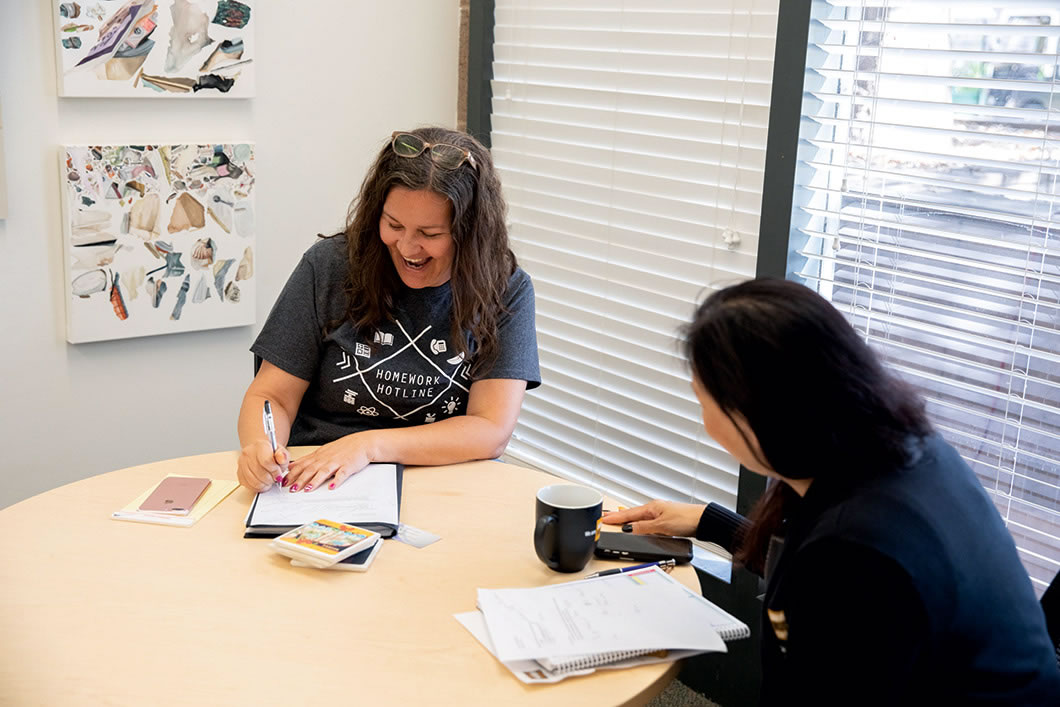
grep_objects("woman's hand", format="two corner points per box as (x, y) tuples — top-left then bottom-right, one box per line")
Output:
(601, 500), (706, 538)
(237, 439), (290, 492)
(283, 432), (376, 492)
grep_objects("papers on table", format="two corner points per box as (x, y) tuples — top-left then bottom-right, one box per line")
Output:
(111, 477), (239, 527)
(247, 463), (399, 527)
(476, 567), (729, 662)
(454, 610), (705, 684)
(456, 566), (748, 684)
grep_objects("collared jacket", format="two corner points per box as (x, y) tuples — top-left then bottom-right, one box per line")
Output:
(696, 434), (1060, 705)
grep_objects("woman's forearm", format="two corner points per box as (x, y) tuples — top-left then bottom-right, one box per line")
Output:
(362, 412), (513, 466)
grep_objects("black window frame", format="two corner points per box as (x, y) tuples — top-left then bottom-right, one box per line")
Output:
(464, 1), (814, 702)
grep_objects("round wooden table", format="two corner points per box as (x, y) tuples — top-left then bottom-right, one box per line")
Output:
(0, 451), (700, 706)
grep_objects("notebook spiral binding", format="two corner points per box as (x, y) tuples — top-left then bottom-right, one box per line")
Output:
(542, 648), (659, 673)
(716, 624), (749, 641)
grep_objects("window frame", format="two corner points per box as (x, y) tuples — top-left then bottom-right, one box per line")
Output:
(464, 1), (806, 702)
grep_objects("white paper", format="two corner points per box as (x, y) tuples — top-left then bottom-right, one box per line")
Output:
(111, 511), (195, 527)
(248, 463), (398, 526)
(455, 611), (590, 684)
(395, 522), (441, 548)
(476, 567), (727, 663)
(454, 610), (703, 685)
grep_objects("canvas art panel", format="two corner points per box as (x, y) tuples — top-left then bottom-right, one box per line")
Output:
(53, 0), (255, 98)
(60, 143), (255, 343)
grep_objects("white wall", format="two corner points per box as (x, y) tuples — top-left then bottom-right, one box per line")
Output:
(0, 1), (459, 507)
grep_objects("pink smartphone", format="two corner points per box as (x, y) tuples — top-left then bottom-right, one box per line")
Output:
(138, 477), (211, 515)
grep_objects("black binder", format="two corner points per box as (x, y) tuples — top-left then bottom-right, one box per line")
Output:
(243, 463), (403, 539)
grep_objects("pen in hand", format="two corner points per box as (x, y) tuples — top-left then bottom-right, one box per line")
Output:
(262, 400), (286, 484)
(584, 559), (676, 579)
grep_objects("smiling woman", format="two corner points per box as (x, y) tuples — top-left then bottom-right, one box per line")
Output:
(380, 186), (455, 289)
(234, 127), (541, 495)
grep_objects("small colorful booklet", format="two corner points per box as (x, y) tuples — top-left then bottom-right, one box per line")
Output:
(270, 519), (380, 569)
(290, 537), (383, 572)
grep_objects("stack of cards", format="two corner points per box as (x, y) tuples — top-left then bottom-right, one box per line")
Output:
(270, 519), (380, 570)
(290, 538), (383, 572)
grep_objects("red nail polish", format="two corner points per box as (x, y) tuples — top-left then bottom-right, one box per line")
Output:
(290, 484), (299, 492)
(303, 484), (313, 492)
(281, 477), (289, 487)
(275, 475), (283, 483)
(328, 483), (335, 490)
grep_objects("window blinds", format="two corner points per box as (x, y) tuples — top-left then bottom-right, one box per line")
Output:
(793, 0), (1060, 592)
(490, 0), (779, 508)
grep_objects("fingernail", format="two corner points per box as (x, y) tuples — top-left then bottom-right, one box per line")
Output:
(328, 483), (335, 490)
(275, 475), (283, 483)
(289, 484), (299, 492)
(303, 484), (313, 492)
(281, 477), (289, 487)
(622, 524), (633, 533)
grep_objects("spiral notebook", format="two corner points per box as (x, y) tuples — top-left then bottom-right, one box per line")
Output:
(461, 566), (748, 684)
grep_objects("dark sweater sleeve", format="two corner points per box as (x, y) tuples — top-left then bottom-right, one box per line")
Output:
(781, 538), (930, 705)
(694, 503), (749, 553)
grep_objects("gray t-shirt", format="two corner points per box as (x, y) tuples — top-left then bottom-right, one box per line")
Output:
(251, 235), (540, 445)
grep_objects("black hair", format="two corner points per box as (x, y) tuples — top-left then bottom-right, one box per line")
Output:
(684, 278), (932, 571)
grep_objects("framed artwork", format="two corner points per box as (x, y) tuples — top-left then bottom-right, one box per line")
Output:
(60, 142), (255, 343)
(53, 0), (255, 98)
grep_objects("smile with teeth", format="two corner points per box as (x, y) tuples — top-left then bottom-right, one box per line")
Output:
(402, 255), (430, 270)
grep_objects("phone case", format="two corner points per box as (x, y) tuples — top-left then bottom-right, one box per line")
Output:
(594, 532), (694, 564)
(138, 476), (212, 515)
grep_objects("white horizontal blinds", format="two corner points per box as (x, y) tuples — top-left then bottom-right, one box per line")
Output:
(491, 0), (778, 508)
(794, 0), (1060, 593)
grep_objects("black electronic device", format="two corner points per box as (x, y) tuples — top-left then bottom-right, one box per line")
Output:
(594, 532), (694, 564)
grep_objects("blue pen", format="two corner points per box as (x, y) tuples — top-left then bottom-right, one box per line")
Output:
(584, 559), (676, 579)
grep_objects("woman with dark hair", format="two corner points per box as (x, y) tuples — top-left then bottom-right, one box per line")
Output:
(603, 278), (1060, 704)
(236, 127), (539, 493)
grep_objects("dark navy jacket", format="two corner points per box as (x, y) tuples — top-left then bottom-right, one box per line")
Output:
(698, 434), (1060, 705)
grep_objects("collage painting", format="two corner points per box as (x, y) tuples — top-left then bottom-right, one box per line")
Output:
(53, 0), (255, 98)
(60, 142), (255, 343)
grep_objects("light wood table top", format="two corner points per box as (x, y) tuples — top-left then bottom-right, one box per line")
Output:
(0, 450), (700, 706)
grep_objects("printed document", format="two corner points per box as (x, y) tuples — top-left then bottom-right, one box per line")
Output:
(248, 463), (398, 526)
(476, 567), (726, 662)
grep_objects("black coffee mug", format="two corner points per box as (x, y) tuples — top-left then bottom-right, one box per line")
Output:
(534, 484), (603, 573)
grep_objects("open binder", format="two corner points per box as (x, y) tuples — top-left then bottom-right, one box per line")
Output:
(244, 463), (403, 538)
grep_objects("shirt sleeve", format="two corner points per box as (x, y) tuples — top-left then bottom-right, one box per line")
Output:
(695, 503), (749, 552)
(250, 254), (323, 382)
(476, 269), (541, 389)
(781, 538), (930, 705)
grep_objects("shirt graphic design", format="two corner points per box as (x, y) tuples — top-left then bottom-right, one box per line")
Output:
(329, 319), (472, 425)
(250, 235), (540, 445)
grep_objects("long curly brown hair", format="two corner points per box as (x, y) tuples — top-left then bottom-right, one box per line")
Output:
(337, 127), (516, 376)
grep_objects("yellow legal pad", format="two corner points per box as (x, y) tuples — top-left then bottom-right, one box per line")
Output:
(112, 476), (239, 527)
